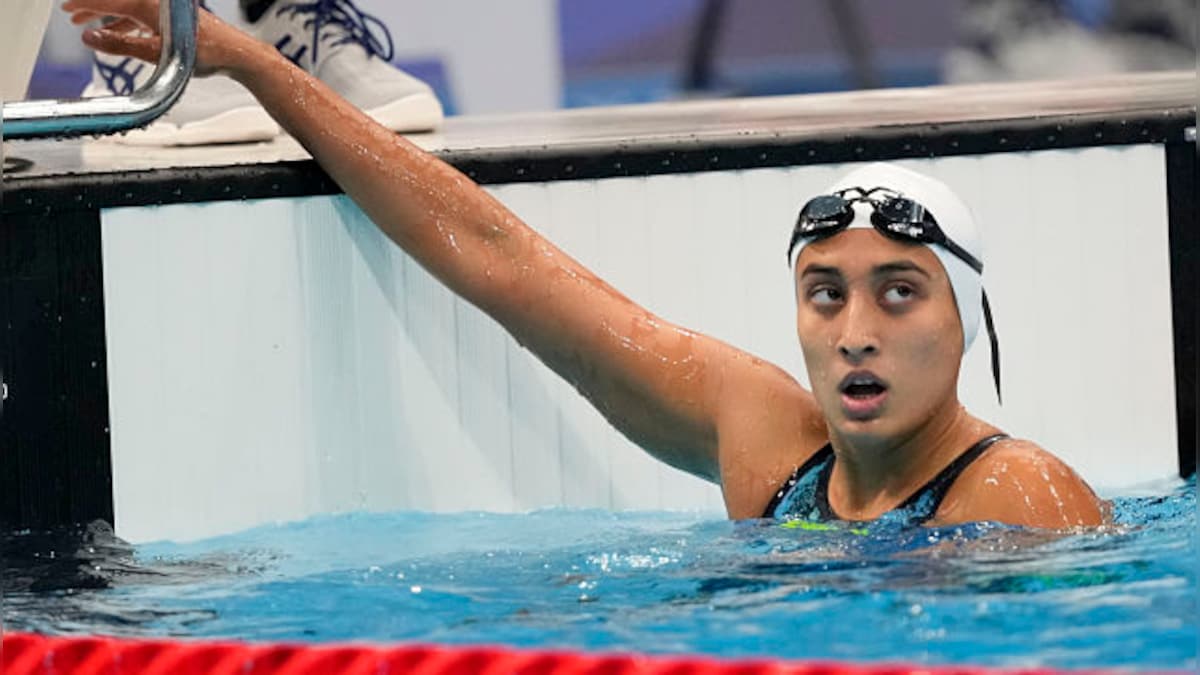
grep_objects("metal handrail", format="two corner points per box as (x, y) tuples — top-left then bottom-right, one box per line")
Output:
(1, 0), (196, 140)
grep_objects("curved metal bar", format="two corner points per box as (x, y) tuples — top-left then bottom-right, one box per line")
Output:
(1, 0), (196, 140)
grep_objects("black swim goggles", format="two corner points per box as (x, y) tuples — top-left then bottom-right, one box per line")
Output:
(787, 186), (1003, 402)
(788, 187), (983, 274)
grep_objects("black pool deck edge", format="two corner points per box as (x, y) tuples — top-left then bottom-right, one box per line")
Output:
(1166, 141), (1197, 480)
(1, 107), (1196, 531)
(2, 107), (1195, 215)
(0, 209), (114, 531)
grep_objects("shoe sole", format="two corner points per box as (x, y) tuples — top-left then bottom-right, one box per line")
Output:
(364, 92), (444, 133)
(94, 105), (280, 147)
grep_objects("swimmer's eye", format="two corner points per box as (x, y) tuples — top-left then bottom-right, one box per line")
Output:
(881, 283), (918, 305)
(808, 286), (843, 306)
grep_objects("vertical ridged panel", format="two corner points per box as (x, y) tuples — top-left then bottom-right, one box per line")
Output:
(587, 176), (663, 510)
(546, 181), (617, 509)
(493, 184), (566, 511)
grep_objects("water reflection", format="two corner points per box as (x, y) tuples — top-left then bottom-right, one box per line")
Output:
(2, 479), (1193, 669)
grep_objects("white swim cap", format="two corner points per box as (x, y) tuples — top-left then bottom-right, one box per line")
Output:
(789, 163), (985, 353)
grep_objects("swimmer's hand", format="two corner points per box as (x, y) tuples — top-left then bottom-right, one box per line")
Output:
(62, 0), (257, 78)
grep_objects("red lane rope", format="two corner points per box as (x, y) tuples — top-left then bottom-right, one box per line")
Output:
(1, 632), (1082, 675)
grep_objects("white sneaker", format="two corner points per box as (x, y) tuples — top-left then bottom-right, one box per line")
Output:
(249, 0), (444, 133)
(82, 49), (279, 146)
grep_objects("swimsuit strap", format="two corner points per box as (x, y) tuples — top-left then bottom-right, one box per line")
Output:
(760, 444), (834, 519)
(814, 448), (838, 521)
(817, 433), (1009, 524)
(764, 434), (1008, 523)
(895, 433), (1009, 521)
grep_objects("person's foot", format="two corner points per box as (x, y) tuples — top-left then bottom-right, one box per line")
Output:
(82, 52), (281, 146)
(248, 0), (444, 133)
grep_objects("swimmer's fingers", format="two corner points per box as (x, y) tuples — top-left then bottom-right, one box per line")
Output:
(62, 0), (159, 27)
(100, 17), (141, 33)
(67, 11), (150, 43)
(64, 0), (159, 43)
(82, 27), (162, 64)
(67, 11), (114, 26)
(68, 0), (261, 77)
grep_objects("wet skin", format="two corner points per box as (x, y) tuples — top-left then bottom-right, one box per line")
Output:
(795, 231), (982, 519)
(64, 0), (1109, 529)
(790, 233), (1106, 526)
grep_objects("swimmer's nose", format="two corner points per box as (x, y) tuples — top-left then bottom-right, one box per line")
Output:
(838, 341), (878, 362)
(837, 297), (879, 362)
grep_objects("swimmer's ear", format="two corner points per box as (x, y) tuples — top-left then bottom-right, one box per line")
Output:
(82, 27), (161, 64)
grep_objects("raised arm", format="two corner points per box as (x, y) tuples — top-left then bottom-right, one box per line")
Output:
(66, 0), (826, 496)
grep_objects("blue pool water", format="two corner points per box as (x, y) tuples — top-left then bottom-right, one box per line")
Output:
(5, 478), (1195, 670)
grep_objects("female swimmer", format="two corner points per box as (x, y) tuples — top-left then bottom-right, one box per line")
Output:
(63, 0), (1108, 528)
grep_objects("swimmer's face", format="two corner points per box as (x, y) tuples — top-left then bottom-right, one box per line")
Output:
(794, 229), (963, 442)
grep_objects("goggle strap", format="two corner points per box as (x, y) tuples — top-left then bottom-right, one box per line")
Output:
(982, 289), (1001, 405)
(937, 235), (984, 275)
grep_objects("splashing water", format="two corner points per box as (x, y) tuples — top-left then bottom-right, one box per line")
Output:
(4, 478), (1194, 670)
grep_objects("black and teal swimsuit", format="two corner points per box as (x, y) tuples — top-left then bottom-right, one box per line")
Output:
(762, 434), (1009, 524)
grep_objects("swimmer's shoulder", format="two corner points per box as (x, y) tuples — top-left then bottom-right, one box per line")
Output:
(710, 353), (828, 519)
(934, 438), (1111, 529)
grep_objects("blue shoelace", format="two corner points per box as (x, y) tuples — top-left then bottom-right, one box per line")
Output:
(272, 0), (395, 67)
(95, 57), (145, 96)
(93, 0), (211, 96)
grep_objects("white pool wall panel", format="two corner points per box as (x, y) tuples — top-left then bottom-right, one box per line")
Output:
(0, 0), (53, 102)
(102, 146), (1178, 543)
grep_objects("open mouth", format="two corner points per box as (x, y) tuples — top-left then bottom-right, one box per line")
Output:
(839, 372), (888, 397)
(838, 371), (889, 418)
(843, 381), (886, 399)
